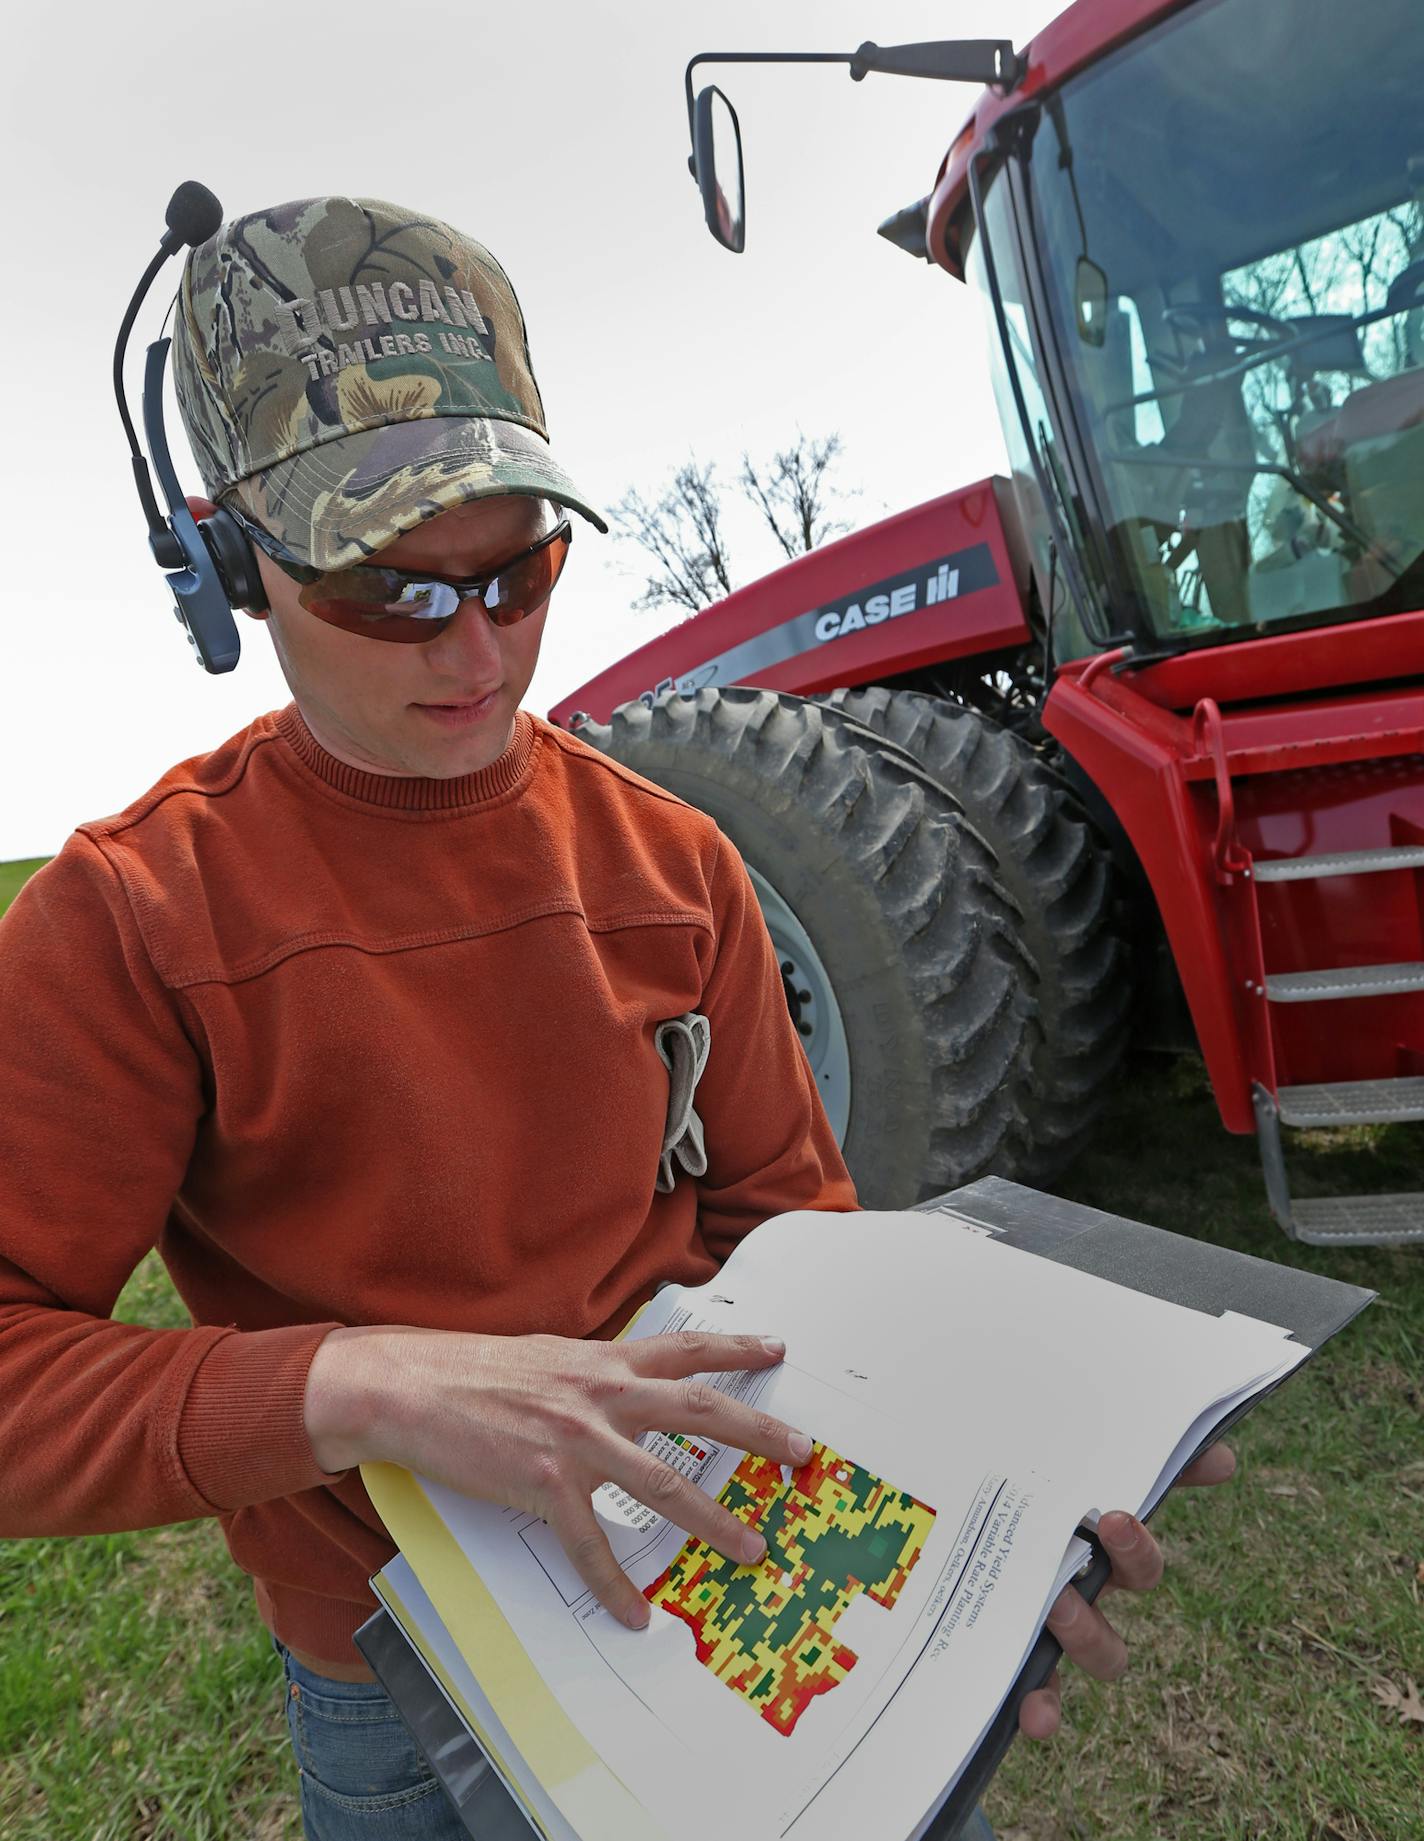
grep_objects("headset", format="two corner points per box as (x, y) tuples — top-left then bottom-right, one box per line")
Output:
(113, 181), (267, 675)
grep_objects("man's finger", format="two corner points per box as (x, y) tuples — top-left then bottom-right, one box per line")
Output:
(620, 1446), (769, 1569)
(1177, 1440), (1236, 1487)
(1044, 1585), (1129, 1681)
(625, 1330), (787, 1380)
(552, 1505), (652, 1629)
(637, 1374), (813, 1469)
(1019, 1668), (1061, 1739)
(1096, 1511), (1165, 1593)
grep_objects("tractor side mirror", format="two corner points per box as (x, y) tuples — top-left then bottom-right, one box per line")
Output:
(1074, 256), (1109, 348)
(691, 85), (746, 252)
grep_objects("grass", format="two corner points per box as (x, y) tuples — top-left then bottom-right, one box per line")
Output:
(989, 1055), (1424, 1841)
(0, 858), (50, 913)
(2, 857), (1420, 1839)
(0, 1252), (299, 1840)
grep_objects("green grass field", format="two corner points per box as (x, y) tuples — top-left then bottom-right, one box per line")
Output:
(0, 858), (50, 913)
(1, 857), (1419, 1840)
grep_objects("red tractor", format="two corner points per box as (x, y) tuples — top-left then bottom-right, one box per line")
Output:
(549, 0), (1424, 1246)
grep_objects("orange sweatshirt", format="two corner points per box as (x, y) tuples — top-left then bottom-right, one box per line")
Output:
(0, 703), (856, 1668)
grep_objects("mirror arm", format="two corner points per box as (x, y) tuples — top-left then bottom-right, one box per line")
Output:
(684, 41), (1023, 160)
(684, 51), (850, 161)
(849, 40), (1025, 89)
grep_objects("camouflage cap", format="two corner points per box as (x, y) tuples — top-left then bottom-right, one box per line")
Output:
(171, 194), (608, 571)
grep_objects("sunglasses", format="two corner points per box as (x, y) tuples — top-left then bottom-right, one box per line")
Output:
(231, 506), (572, 644)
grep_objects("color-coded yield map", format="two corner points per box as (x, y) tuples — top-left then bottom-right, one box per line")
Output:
(644, 1440), (936, 1737)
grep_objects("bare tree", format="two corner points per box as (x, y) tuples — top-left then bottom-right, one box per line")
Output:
(609, 460), (736, 614)
(613, 433), (856, 614)
(740, 431), (856, 560)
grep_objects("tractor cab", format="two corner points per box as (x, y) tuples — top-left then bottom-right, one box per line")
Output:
(932, 0), (1424, 669)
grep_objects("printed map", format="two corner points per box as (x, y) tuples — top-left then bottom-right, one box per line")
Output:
(643, 1440), (936, 1736)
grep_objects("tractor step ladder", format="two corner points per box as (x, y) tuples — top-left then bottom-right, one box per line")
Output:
(1251, 843), (1424, 882)
(1254, 1082), (1424, 1246)
(1265, 962), (1424, 1001)
(1249, 843), (1424, 1247)
(1277, 1077), (1424, 1126)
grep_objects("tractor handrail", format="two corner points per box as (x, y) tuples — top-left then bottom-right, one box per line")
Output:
(1077, 645), (1129, 692)
(1190, 697), (1250, 882)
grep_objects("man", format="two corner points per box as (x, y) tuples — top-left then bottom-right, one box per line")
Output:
(0, 195), (1230, 1839)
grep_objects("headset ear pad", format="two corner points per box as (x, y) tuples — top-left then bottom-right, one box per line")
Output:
(200, 506), (269, 613)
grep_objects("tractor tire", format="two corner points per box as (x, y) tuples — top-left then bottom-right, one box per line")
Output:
(576, 686), (1041, 1208)
(825, 685), (1132, 1182)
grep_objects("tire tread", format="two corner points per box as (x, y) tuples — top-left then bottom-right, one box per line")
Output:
(585, 689), (1042, 1203)
(828, 686), (1132, 1181)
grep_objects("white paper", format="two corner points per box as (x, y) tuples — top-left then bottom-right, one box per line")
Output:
(397, 1208), (1304, 1840)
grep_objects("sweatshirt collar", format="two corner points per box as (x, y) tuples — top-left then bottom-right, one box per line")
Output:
(275, 703), (538, 811)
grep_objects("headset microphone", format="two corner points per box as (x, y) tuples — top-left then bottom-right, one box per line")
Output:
(162, 181), (225, 251)
(113, 181), (266, 674)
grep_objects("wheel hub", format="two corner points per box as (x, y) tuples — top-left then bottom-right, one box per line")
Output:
(745, 863), (852, 1144)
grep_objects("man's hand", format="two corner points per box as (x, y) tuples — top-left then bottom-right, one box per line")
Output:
(304, 1324), (808, 1628)
(1018, 1440), (1237, 1739)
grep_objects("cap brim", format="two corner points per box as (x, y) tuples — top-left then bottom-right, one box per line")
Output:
(225, 413), (609, 571)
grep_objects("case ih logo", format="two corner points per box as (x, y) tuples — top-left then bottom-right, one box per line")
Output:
(639, 542), (998, 707)
(811, 552), (972, 641)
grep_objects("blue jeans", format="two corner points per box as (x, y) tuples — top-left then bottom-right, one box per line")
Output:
(275, 1639), (997, 1840)
(276, 1640), (467, 1839)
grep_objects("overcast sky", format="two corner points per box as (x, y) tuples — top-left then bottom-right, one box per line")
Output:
(0, 0), (1053, 861)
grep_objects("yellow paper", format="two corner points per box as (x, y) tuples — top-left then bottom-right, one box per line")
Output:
(374, 1566), (551, 1838)
(362, 1460), (667, 1841)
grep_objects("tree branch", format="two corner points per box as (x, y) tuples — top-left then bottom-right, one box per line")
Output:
(608, 459), (734, 613)
(740, 430), (855, 559)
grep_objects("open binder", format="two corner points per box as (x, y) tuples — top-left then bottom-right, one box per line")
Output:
(353, 1175), (1373, 1840)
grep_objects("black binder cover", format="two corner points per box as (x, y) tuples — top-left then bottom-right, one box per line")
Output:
(356, 1176), (1375, 1841)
